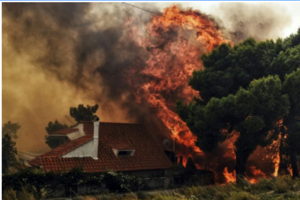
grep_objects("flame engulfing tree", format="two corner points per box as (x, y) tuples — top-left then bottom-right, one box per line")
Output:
(283, 69), (300, 178)
(177, 29), (300, 182)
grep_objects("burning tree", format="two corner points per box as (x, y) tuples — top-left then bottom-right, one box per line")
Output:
(177, 31), (300, 182)
(283, 69), (300, 178)
(177, 75), (289, 181)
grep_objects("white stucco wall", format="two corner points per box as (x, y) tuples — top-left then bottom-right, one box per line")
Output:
(66, 123), (86, 141)
(62, 140), (94, 158)
(67, 130), (83, 141)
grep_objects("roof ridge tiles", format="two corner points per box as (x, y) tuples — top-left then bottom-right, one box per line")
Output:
(79, 121), (146, 126)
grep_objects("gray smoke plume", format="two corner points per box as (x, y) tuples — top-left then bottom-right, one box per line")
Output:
(3, 3), (165, 152)
(214, 2), (291, 43)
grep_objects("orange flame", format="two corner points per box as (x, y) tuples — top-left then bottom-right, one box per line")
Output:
(223, 167), (236, 183)
(272, 134), (281, 177)
(126, 6), (228, 160)
(125, 5), (283, 184)
(247, 166), (266, 183)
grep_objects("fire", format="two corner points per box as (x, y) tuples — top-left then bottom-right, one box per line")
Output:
(125, 5), (281, 183)
(150, 6), (228, 52)
(126, 6), (228, 160)
(247, 166), (266, 183)
(272, 134), (281, 177)
(223, 166), (266, 184)
(223, 167), (236, 183)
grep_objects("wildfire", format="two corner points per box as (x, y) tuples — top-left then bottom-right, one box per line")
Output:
(223, 167), (236, 183)
(126, 5), (228, 161)
(125, 5), (281, 183)
(247, 166), (266, 183)
(272, 134), (281, 177)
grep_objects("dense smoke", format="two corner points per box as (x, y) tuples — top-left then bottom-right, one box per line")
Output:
(214, 2), (291, 42)
(3, 3), (166, 152)
(2, 2), (292, 179)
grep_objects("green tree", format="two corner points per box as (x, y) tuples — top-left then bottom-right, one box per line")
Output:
(45, 120), (68, 134)
(177, 29), (300, 182)
(2, 121), (20, 174)
(178, 76), (289, 181)
(69, 104), (99, 122)
(283, 69), (300, 178)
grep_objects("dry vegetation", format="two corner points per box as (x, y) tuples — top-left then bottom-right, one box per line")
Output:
(3, 176), (300, 200)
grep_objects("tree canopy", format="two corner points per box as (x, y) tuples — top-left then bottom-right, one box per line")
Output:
(2, 121), (20, 174)
(45, 120), (68, 134)
(177, 29), (300, 181)
(282, 68), (300, 177)
(69, 104), (99, 122)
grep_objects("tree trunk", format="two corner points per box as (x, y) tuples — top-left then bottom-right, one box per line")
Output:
(290, 148), (299, 178)
(235, 147), (252, 184)
(235, 154), (247, 184)
(279, 136), (289, 175)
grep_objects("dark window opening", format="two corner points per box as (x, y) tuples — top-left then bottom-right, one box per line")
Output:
(117, 150), (134, 156)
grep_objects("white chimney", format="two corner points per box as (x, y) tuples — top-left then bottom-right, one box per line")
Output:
(93, 120), (100, 160)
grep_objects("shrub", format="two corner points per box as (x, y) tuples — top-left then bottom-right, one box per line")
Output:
(181, 185), (205, 197)
(229, 191), (256, 200)
(2, 188), (18, 200)
(251, 178), (274, 192)
(273, 176), (293, 193)
(274, 180), (290, 193)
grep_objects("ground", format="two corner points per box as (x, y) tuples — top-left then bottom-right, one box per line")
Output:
(75, 176), (300, 200)
(3, 176), (300, 200)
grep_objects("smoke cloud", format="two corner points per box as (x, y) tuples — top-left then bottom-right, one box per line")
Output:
(214, 2), (291, 42)
(2, 3), (159, 152)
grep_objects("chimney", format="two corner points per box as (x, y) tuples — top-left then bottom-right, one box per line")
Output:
(93, 119), (100, 160)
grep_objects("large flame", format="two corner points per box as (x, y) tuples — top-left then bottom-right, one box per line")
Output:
(126, 5), (228, 163)
(125, 5), (281, 182)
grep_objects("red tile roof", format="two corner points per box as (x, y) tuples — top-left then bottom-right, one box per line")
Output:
(49, 128), (78, 135)
(30, 122), (172, 172)
(29, 136), (92, 167)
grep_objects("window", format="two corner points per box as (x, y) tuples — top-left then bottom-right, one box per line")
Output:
(118, 150), (134, 156)
(112, 148), (135, 156)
